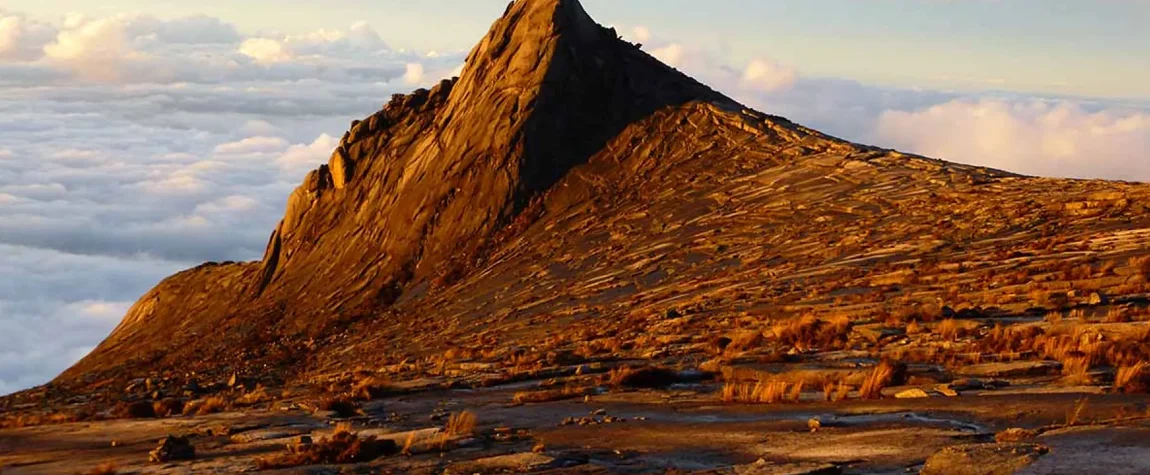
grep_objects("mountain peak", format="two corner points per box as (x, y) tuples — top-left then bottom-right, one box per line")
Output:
(62, 0), (739, 379)
(52, 0), (1150, 405)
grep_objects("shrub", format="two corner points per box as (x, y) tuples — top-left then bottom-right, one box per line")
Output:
(256, 427), (397, 468)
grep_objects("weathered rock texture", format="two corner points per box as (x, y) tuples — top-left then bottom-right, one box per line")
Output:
(41, 0), (1150, 394)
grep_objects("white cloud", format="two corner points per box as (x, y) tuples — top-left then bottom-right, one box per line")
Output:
(42, 14), (142, 80)
(213, 136), (291, 155)
(0, 11), (56, 61)
(277, 134), (340, 176)
(239, 22), (391, 64)
(875, 99), (1150, 180)
(239, 37), (294, 63)
(403, 63), (425, 85)
(742, 58), (797, 93)
(626, 26), (796, 96)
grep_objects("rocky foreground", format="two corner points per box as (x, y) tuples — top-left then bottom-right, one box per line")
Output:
(4, 0), (1150, 473)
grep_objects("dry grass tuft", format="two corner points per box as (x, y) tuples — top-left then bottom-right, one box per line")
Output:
(1115, 362), (1149, 393)
(721, 381), (802, 404)
(444, 411), (477, 437)
(936, 319), (979, 341)
(859, 361), (898, 400)
(770, 314), (851, 351)
(256, 425), (397, 469)
(434, 411), (478, 450)
(401, 431), (420, 455)
(1059, 357), (1094, 386)
(1067, 398), (1090, 426)
(823, 382), (851, 402)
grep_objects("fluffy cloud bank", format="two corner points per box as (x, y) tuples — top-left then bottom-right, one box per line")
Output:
(876, 99), (1150, 180)
(0, 10), (466, 395)
(624, 25), (1150, 182)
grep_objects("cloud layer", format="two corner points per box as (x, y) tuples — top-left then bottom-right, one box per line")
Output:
(0, 10), (465, 395)
(0, 14), (1147, 395)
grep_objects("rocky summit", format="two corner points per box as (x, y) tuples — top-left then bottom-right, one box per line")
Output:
(4, 1), (1150, 474)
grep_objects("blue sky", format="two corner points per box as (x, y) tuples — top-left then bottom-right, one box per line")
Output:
(6, 0), (1149, 98)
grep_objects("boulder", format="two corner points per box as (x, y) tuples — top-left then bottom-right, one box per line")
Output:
(894, 388), (931, 399)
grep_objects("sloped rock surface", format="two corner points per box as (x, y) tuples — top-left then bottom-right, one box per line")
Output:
(30, 0), (1150, 403)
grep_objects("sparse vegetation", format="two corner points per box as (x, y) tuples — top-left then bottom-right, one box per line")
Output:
(316, 396), (363, 418)
(514, 385), (596, 404)
(436, 411), (478, 449)
(183, 396), (229, 416)
(1115, 362), (1149, 393)
(256, 425), (397, 469)
(721, 381), (801, 404)
(860, 361), (898, 400)
(1067, 398), (1090, 426)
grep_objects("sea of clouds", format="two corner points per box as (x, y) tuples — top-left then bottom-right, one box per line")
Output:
(0, 10), (1147, 395)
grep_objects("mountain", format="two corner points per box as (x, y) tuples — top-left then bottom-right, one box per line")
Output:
(38, 0), (1150, 402)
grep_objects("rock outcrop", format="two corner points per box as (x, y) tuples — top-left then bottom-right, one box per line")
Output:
(45, 0), (1150, 397)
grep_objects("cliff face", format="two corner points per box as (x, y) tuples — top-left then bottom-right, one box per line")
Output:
(56, 0), (1150, 389)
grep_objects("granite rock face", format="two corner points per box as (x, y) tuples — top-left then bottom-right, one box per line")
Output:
(52, 0), (1150, 394)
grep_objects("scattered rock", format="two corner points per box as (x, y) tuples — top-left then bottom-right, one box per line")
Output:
(935, 385), (960, 397)
(895, 388), (932, 399)
(1089, 292), (1109, 306)
(921, 443), (1048, 475)
(149, 435), (195, 463)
